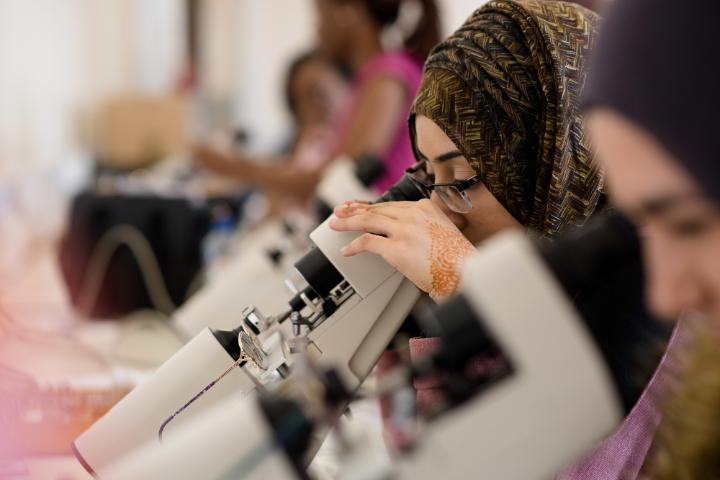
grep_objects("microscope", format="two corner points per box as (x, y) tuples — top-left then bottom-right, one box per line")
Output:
(98, 213), (635, 480)
(101, 365), (353, 480)
(392, 220), (630, 479)
(73, 171), (425, 477)
(172, 154), (385, 339)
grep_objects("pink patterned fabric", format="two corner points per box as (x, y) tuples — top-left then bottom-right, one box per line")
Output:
(408, 337), (507, 414)
(408, 337), (445, 413)
(334, 51), (423, 192)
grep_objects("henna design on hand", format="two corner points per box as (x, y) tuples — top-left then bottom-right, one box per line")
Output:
(426, 220), (476, 301)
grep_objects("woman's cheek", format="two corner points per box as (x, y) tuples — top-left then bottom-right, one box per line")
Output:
(448, 211), (469, 230)
(430, 193), (467, 229)
(459, 208), (496, 244)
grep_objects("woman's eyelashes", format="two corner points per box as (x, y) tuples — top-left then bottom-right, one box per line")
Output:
(453, 172), (479, 184)
(433, 166), (475, 184)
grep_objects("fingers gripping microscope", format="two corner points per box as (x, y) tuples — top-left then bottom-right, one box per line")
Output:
(73, 172), (426, 477)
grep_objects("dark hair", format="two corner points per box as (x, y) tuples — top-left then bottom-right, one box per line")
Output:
(402, 0), (441, 62)
(354, 0), (442, 62)
(284, 50), (351, 117)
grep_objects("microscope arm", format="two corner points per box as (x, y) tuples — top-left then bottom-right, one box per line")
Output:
(74, 170), (422, 478)
(393, 231), (622, 479)
(102, 395), (304, 480)
(302, 218), (421, 390)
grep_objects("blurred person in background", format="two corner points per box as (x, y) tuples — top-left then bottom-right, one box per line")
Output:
(581, 0), (720, 478)
(283, 50), (352, 157)
(194, 0), (440, 203)
(268, 50), (353, 215)
(284, 50), (351, 165)
(195, 49), (350, 217)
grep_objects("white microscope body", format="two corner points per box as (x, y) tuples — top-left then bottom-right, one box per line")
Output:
(172, 219), (308, 338)
(72, 328), (259, 476)
(101, 395), (304, 480)
(299, 219), (420, 388)
(172, 157), (380, 339)
(99, 230), (624, 480)
(392, 231), (622, 479)
(73, 210), (421, 477)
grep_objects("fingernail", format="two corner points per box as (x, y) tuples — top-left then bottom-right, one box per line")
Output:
(340, 246), (349, 255)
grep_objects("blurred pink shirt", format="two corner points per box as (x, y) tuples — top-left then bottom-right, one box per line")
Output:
(334, 51), (423, 193)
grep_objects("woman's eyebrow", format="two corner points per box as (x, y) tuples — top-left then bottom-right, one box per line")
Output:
(642, 192), (703, 216)
(627, 191), (705, 223)
(434, 150), (464, 163)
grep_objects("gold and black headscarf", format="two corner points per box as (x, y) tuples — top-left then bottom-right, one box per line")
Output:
(410, 0), (603, 237)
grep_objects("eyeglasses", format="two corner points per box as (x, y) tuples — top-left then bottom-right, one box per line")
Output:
(405, 161), (482, 213)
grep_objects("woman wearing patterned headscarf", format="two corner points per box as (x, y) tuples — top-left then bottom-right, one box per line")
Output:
(330, 0), (604, 301)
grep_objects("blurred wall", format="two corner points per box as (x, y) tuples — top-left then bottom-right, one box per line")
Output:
(0, 0), (185, 177)
(0, 0), (185, 273)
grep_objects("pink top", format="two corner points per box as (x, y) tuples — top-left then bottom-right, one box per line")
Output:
(334, 51), (423, 193)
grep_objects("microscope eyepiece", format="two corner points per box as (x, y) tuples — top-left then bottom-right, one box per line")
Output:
(294, 248), (344, 300)
(372, 174), (427, 204)
(418, 212), (666, 412)
(425, 212), (643, 370)
(315, 154), (386, 222)
(297, 174), (429, 306)
(354, 154), (385, 188)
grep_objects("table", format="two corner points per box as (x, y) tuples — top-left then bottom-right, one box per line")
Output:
(0, 242), (390, 480)
(0, 247), (182, 479)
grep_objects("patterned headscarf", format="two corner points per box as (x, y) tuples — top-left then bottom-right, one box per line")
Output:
(410, 0), (603, 237)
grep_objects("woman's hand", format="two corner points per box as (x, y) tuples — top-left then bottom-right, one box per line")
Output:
(329, 199), (477, 301)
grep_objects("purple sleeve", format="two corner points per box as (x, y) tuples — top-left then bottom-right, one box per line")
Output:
(556, 321), (686, 480)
